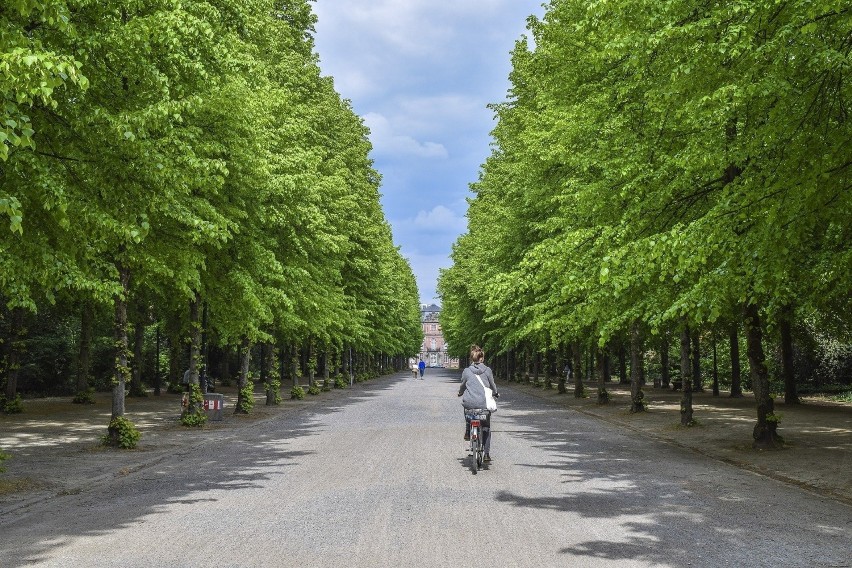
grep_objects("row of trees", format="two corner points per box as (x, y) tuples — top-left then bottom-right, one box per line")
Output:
(0, 0), (423, 442)
(439, 0), (850, 449)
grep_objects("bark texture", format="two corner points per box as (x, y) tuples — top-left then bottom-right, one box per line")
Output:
(779, 306), (799, 405)
(572, 342), (584, 398)
(235, 336), (251, 414)
(629, 323), (645, 413)
(744, 304), (783, 449)
(680, 323), (694, 426)
(729, 323), (743, 397)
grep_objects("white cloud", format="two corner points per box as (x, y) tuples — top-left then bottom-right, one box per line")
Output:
(364, 112), (448, 159)
(413, 205), (467, 233)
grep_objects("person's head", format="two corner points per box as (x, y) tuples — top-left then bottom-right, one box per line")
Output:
(470, 344), (484, 364)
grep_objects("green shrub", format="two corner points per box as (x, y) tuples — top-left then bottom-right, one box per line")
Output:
(103, 416), (141, 449)
(334, 376), (348, 389)
(0, 450), (11, 473)
(181, 384), (207, 427)
(828, 390), (852, 403)
(181, 410), (207, 427)
(290, 385), (305, 400)
(2, 395), (23, 414)
(265, 377), (282, 405)
(72, 388), (96, 404)
(237, 383), (255, 413)
(307, 384), (321, 395)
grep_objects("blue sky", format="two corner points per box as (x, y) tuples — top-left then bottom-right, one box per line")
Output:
(311, 1), (545, 305)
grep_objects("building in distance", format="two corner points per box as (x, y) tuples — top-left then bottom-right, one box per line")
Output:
(413, 303), (459, 369)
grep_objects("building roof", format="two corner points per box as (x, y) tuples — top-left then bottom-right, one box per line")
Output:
(421, 303), (441, 321)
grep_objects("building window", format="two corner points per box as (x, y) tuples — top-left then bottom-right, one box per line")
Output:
(430, 338), (436, 350)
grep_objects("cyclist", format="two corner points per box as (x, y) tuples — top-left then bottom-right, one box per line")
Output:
(457, 344), (499, 462)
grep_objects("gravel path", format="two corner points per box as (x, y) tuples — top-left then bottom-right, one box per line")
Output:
(1, 369), (850, 567)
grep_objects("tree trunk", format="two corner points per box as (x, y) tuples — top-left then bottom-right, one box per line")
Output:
(108, 264), (130, 437)
(680, 323), (693, 426)
(200, 301), (209, 394)
(692, 329), (703, 392)
(322, 347), (330, 389)
(779, 306), (799, 405)
(265, 342), (278, 405)
(75, 301), (94, 395)
(712, 329), (719, 396)
(573, 342), (584, 398)
(307, 338), (315, 387)
(235, 336), (251, 414)
(729, 322), (743, 397)
(259, 342), (268, 385)
(660, 331), (670, 388)
(291, 343), (300, 387)
(618, 342), (628, 384)
(629, 323), (645, 413)
(182, 294), (202, 417)
(596, 347), (608, 405)
(603, 348), (612, 383)
(744, 303), (783, 449)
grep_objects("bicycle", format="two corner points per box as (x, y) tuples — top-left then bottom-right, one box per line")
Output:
(467, 408), (490, 472)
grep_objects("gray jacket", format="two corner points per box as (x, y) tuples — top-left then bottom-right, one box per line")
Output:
(458, 363), (498, 410)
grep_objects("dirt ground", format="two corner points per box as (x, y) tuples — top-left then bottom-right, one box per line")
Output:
(1, 376), (851, 518)
(506, 379), (852, 506)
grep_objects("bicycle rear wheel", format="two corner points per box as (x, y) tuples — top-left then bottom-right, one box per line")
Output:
(470, 425), (479, 473)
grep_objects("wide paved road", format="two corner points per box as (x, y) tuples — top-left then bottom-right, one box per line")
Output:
(2, 369), (850, 567)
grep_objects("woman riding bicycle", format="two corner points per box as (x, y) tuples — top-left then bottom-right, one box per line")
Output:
(457, 345), (498, 462)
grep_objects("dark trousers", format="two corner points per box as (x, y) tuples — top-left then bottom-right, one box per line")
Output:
(464, 410), (492, 454)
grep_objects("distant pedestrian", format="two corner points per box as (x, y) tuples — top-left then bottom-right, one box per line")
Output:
(418, 359), (426, 379)
(411, 364), (419, 379)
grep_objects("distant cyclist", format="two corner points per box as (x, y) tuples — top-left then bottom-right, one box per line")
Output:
(457, 345), (498, 462)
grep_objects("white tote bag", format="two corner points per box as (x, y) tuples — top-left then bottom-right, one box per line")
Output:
(475, 374), (497, 412)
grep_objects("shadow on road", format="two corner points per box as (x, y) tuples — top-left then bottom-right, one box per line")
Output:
(0, 372), (408, 567)
(491, 384), (850, 566)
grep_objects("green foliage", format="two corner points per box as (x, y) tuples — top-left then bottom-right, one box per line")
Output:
(72, 388), (96, 404)
(290, 385), (305, 400)
(265, 377), (282, 405)
(2, 395), (23, 414)
(438, 0), (850, 436)
(307, 384), (321, 396)
(0, 0), (422, 410)
(0, 450), (11, 473)
(237, 383), (255, 414)
(103, 416), (140, 449)
(180, 384), (207, 427)
(334, 376), (348, 389)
